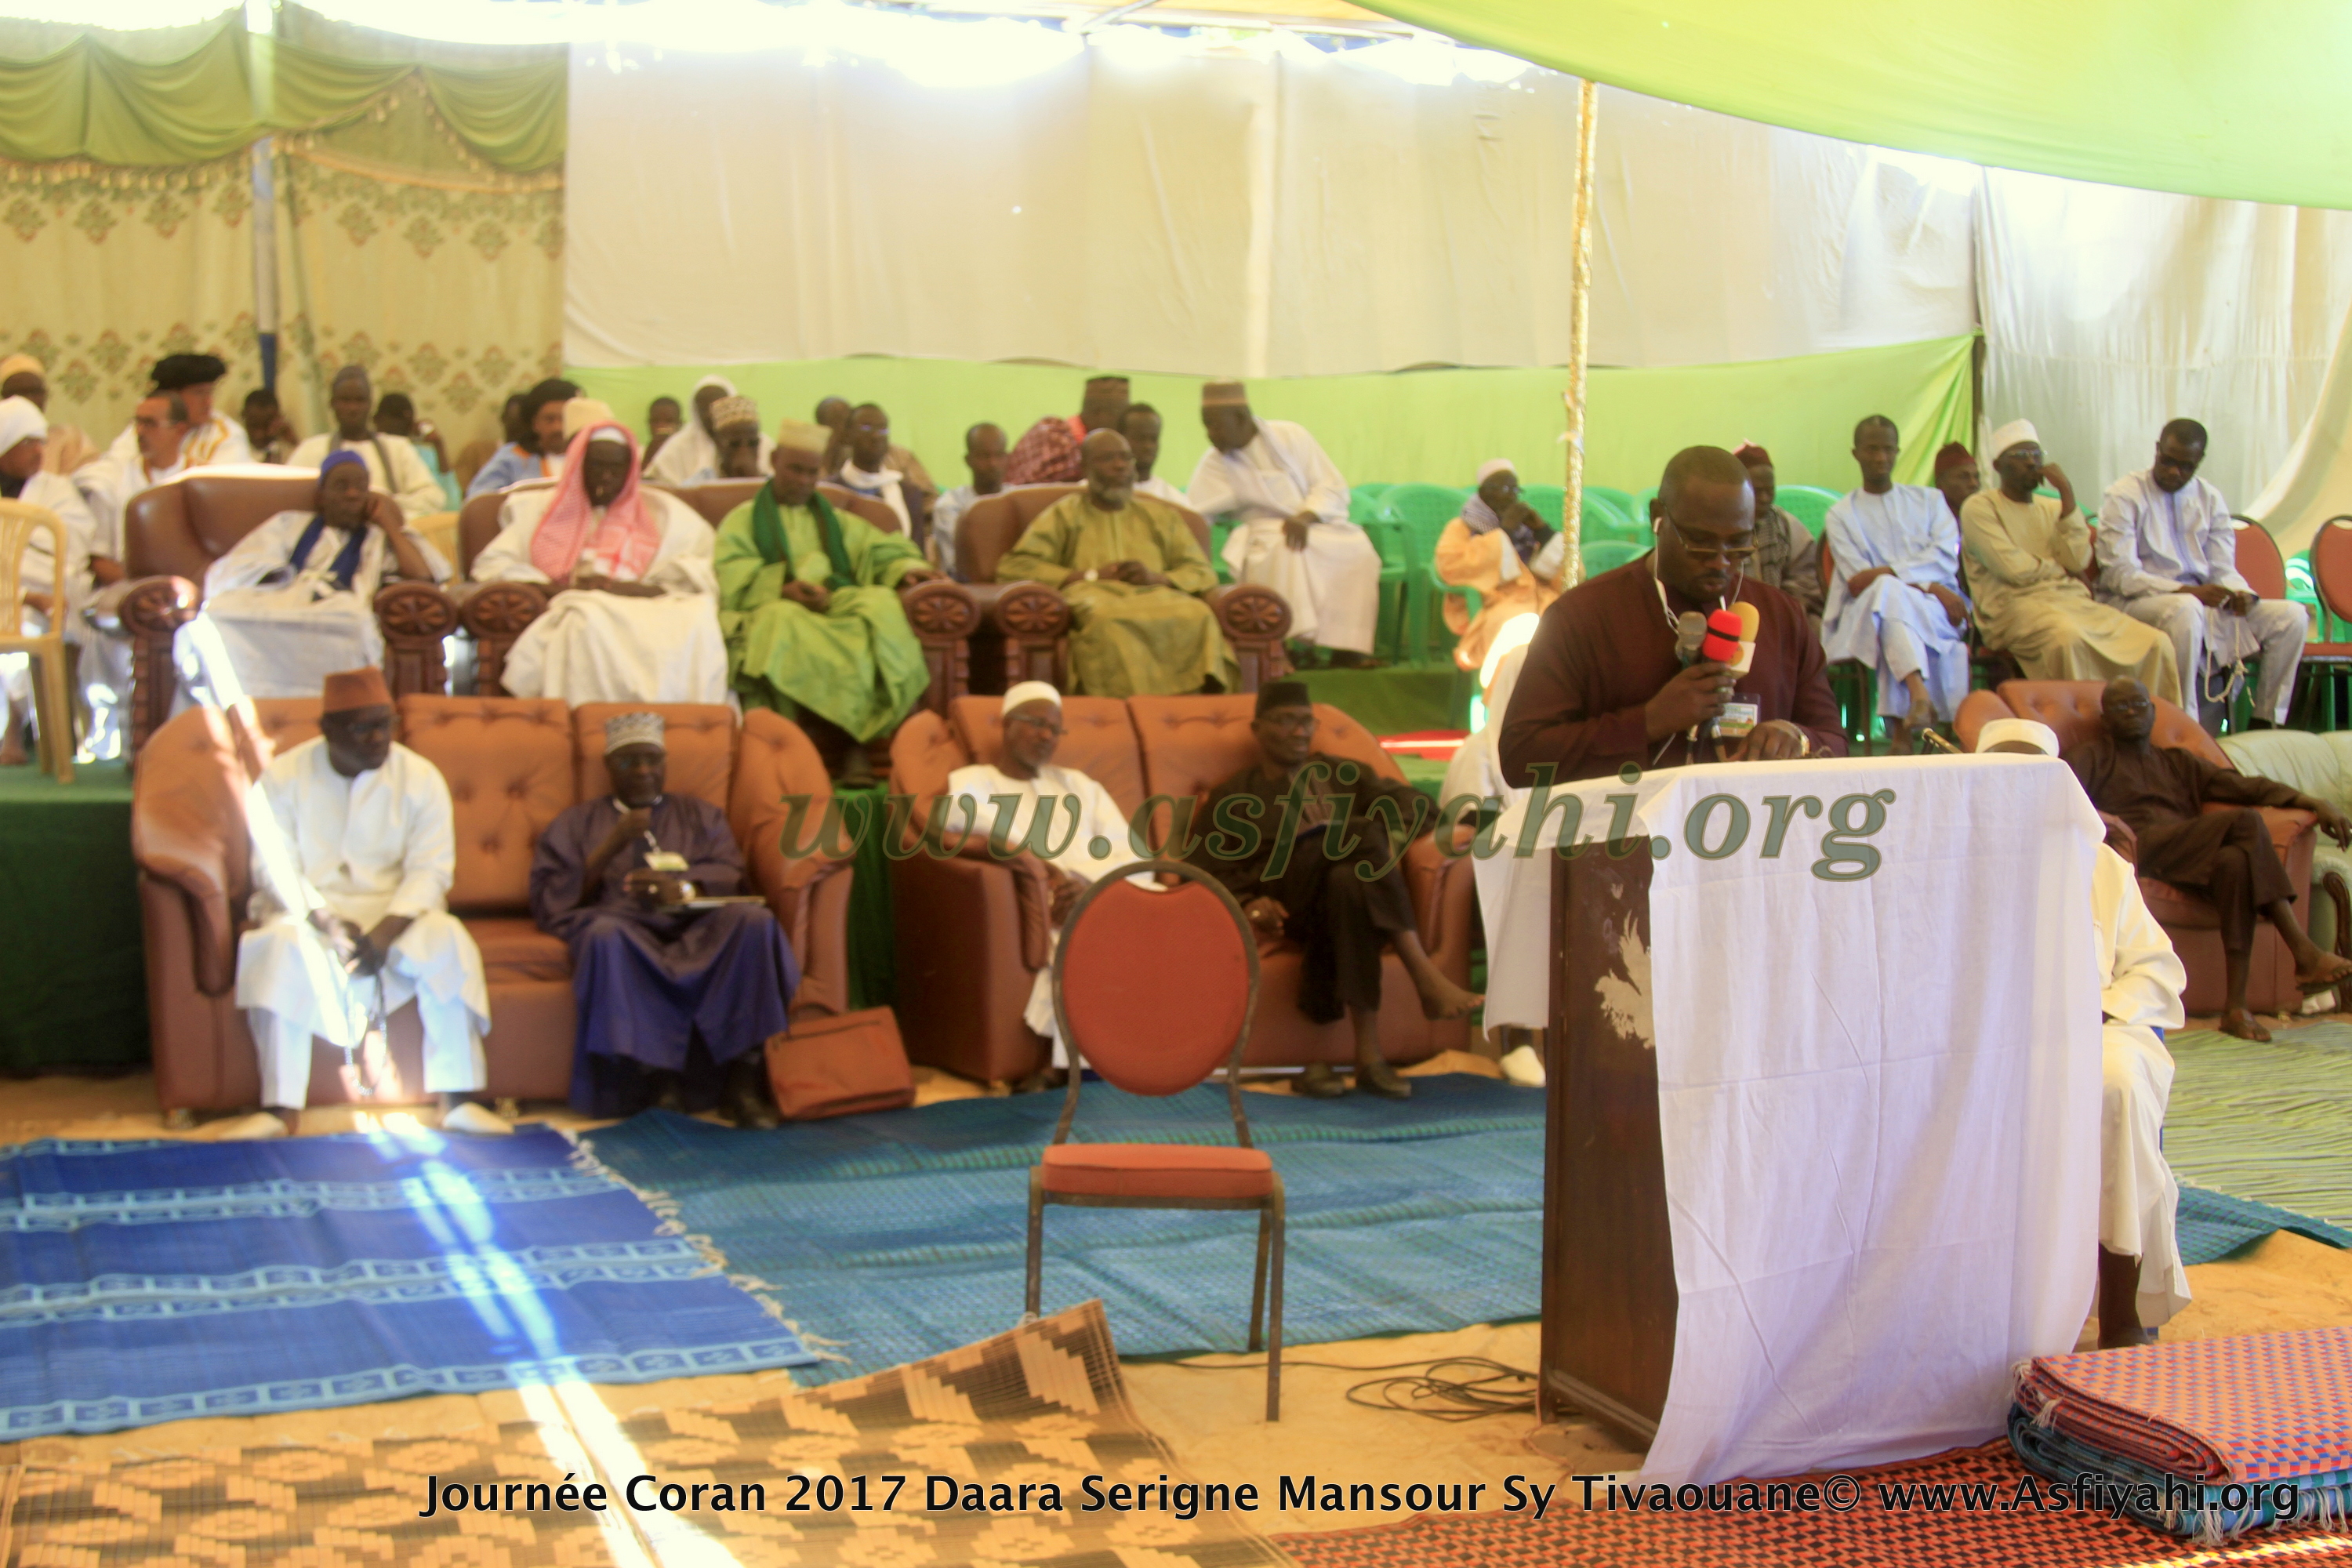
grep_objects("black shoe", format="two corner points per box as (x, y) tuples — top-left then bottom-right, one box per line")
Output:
(720, 1058), (781, 1130)
(1294, 1062), (1350, 1098)
(1013, 1068), (1068, 1094)
(1354, 1060), (1414, 1100)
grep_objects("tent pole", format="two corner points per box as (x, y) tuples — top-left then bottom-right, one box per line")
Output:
(1563, 77), (1598, 586)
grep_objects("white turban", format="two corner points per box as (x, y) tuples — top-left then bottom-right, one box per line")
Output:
(0, 394), (47, 454)
(1475, 458), (1515, 485)
(1988, 419), (2042, 461)
(1975, 717), (2059, 757)
(603, 710), (666, 754)
(1002, 681), (1062, 716)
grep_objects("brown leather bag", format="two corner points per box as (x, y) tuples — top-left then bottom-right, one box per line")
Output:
(764, 1007), (916, 1120)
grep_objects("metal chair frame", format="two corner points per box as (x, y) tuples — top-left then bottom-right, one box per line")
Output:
(1022, 858), (1286, 1419)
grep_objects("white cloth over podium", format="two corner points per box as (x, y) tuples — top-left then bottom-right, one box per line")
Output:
(1478, 754), (2103, 1485)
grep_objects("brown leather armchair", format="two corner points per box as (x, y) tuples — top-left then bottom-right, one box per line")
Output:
(132, 695), (854, 1120)
(887, 693), (1473, 1084)
(956, 485), (1293, 698)
(452, 478), (978, 716)
(120, 471), (459, 753)
(1957, 678), (2317, 1014)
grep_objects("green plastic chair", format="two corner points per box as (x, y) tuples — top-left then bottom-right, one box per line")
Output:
(1586, 485), (1637, 523)
(1520, 484), (1567, 528)
(1581, 539), (1646, 579)
(1381, 484), (1472, 665)
(1348, 487), (1389, 524)
(1353, 482), (1392, 503)
(1581, 497), (1646, 543)
(1775, 485), (1839, 535)
(1362, 517), (1410, 659)
(1200, 518), (1228, 583)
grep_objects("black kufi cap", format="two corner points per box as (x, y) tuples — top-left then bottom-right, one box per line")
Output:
(1254, 679), (1312, 717)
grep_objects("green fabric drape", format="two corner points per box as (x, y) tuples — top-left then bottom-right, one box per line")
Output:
(0, 23), (253, 166)
(1357, 0), (2352, 210)
(258, 35), (565, 173)
(0, 13), (564, 172)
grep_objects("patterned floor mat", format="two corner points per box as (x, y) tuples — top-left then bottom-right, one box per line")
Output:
(0, 1298), (1294, 1567)
(2167, 1023), (2352, 1228)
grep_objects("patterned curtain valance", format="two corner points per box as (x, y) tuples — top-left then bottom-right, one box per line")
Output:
(0, 12), (564, 173)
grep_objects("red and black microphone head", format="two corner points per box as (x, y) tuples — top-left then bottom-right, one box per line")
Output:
(1700, 607), (1744, 664)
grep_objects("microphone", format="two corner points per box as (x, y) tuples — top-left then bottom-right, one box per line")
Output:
(1729, 601), (1760, 674)
(1674, 612), (1706, 667)
(1700, 608), (1744, 666)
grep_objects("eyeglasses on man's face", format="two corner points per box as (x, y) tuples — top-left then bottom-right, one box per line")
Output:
(1661, 511), (1757, 566)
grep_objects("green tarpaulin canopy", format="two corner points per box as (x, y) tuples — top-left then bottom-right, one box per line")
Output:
(1357, 0), (2352, 209)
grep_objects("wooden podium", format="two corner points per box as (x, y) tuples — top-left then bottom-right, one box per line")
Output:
(1539, 843), (1676, 1444)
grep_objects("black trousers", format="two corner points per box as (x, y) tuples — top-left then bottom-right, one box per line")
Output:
(1270, 825), (1418, 1025)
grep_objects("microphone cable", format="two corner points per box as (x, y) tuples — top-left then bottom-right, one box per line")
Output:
(1159, 1353), (1537, 1422)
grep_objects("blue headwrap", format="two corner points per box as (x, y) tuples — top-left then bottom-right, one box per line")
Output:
(317, 448), (368, 484)
(291, 449), (374, 592)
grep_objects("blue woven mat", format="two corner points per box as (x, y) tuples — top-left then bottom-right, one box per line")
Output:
(580, 1075), (1550, 1381)
(2176, 1182), (2352, 1267)
(0, 1126), (815, 1439)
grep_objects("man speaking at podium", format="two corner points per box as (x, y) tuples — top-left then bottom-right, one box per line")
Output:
(1500, 446), (1845, 786)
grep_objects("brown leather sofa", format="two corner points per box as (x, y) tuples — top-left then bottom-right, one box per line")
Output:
(953, 485), (1293, 698)
(452, 479), (981, 715)
(888, 693), (1474, 1083)
(132, 695), (854, 1120)
(1956, 679), (2316, 1014)
(120, 471), (459, 753)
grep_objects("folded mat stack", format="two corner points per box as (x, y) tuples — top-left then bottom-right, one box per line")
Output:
(2009, 1326), (2352, 1540)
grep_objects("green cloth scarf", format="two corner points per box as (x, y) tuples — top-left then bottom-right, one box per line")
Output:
(752, 483), (856, 592)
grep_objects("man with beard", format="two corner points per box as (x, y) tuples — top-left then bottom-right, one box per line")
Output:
(998, 428), (1234, 697)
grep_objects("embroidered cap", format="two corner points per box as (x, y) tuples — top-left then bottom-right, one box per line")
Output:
(604, 711), (667, 754)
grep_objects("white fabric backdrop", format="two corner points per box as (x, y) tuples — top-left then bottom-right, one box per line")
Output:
(566, 23), (2352, 507)
(1978, 170), (2352, 510)
(1476, 754), (2101, 1485)
(2249, 302), (2352, 554)
(564, 36), (1976, 378)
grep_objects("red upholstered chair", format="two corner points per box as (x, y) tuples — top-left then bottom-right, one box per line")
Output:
(119, 470), (461, 752)
(960, 485), (1293, 697)
(2288, 516), (2352, 728)
(459, 477), (975, 719)
(1025, 858), (1286, 1420)
(1954, 677), (2318, 1014)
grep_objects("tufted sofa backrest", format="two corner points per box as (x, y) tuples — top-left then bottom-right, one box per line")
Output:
(1129, 695), (1401, 802)
(397, 695), (578, 913)
(125, 470), (321, 581)
(569, 702), (739, 811)
(946, 695), (1148, 819)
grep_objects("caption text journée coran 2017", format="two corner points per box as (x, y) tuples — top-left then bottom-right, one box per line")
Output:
(770, 762), (1903, 883)
(414, 1467), (2292, 1522)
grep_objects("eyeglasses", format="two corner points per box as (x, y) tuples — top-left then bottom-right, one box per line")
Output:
(1661, 512), (1756, 566)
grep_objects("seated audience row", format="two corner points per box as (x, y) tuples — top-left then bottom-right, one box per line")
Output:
(220, 670), (793, 1138)
(0, 339), (2318, 779)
